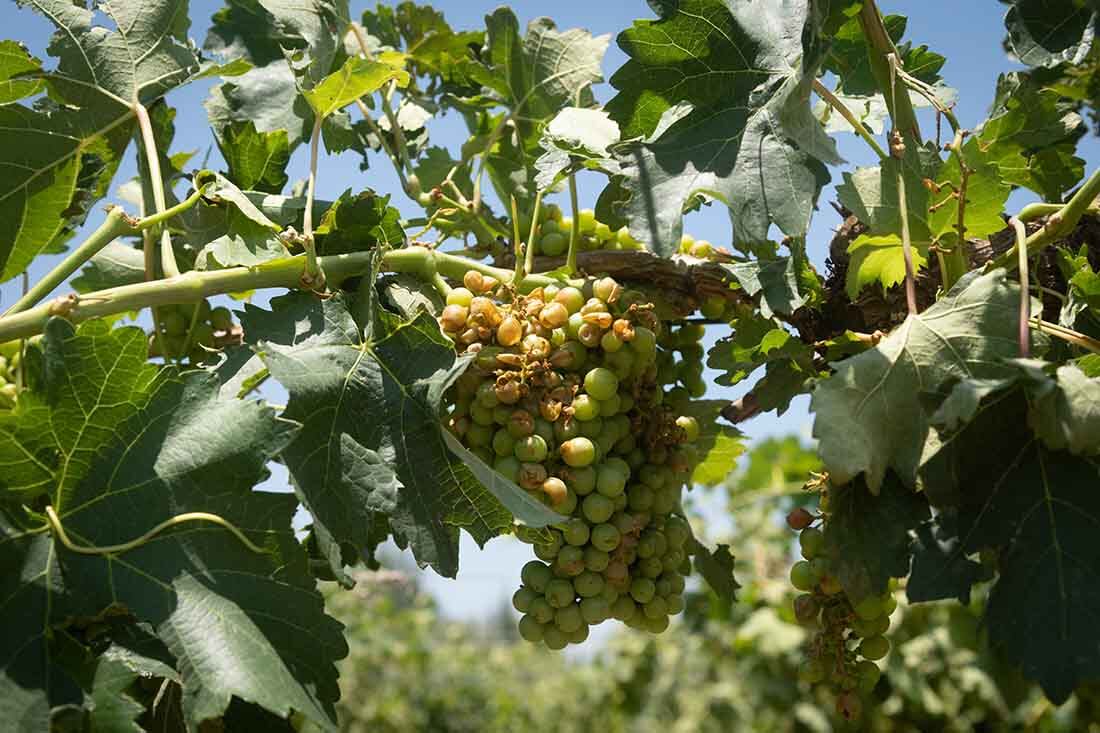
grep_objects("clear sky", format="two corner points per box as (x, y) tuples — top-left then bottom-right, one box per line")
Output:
(4, 1), (1097, 624)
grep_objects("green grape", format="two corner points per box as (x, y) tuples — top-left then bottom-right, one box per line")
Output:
(572, 394), (601, 421)
(590, 523), (621, 552)
(580, 597), (609, 625)
(534, 537), (562, 563)
(561, 518), (590, 546)
(853, 595), (883, 621)
(506, 409), (535, 438)
(514, 434), (548, 462)
(645, 615), (670, 633)
(545, 578), (575, 608)
(880, 592), (898, 616)
(674, 415), (700, 442)
(521, 561), (553, 593)
(561, 437), (596, 467)
(856, 660), (881, 693)
(210, 306), (234, 332)
(518, 614), (544, 642)
(466, 423), (493, 448)
(643, 596), (668, 619)
(597, 392), (622, 417)
(554, 416), (581, 442)
(512, 587), (536, 613)
(819, 575), (843, 595)
(529, 597), (554, 624)
(555, 287), (585, 314)
(852, 614), (889, 638)
(596, 464), (628, 497)
(799, 527), (825, 560)
(578, 416), (604, 439)
(789, 561), (816, 592)
(699, 295), (726, 320)
(567, 624), (589, 645)
(666, 594), (685, 615)
(554, 546), (585, 577)
(858, 635), (890, 661)
(554, 604), (584, 633)
(611, 595), (637, 621)
(563, 466), (597, 495)
(664, 516), (690, 548)
(573, 571), (604, 598)
(540, 231), (568, 256)
(630, 577), (656, 604)
(543, 626), (568, 651)
(161, 310), (188, 336)
(651, 485), (679, 514)
(493, 456), (521, 482)
(578, 208), (597, 232)
(582, 494), (615, 524)
(470, 404), (495, 427)
(492, 429), (516, 457)
(583, 547), (610, 572)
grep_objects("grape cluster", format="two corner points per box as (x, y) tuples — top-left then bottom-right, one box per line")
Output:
(529, 206), (644, 256)
(786, 505), (896, 722)
(147, 300), (236, 363)
(439, 272), (702, 649)
(0, 340), (20, 409)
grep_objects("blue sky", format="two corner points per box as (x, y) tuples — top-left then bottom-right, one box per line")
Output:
(4, 1), (1097, 622)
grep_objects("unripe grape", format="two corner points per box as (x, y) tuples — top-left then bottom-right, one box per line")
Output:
(594, 521), (620, 550)
(577, 322), (602, 348)
(572, 394), (600, 421)
(786, 507), (814, 530)
(447, 288), (474, 307)
(799, 527), (825, 559)
(554, 545), (585, 577)
(545, 578), (575, 608)
(880, 592), (897, 616)
(675, 415), (700, 443)
(543, 626), (568, 650)
(539, 231), (567, 256)
(521, 561), (552, 593)
(852, 614), (890, 638)
(554, 603), (584, 633)
(853, 595), (883, 621)
(573, 571), (604, 598)
(518, 614), (544, 642)
(580, 597), (609, 625)
(858, 635), (890, 661)
(856, 660), (881, 693)
(514, 434), (548, 462)
(518, 463), (548, 490)
(561, 518), (590, 546)
(210, 306), (234, 332)
(596, 464), (628, 497)
(630, 577), (656, 604)
(583, 367), (619, 401)
(529, 597), (554, 624)
(513, 586), (536, 613)
(789, 561), (816, 592)
(583, 547), (610, 572)
(562, 465), (596, 495)
(793, 593), (820, 624)
(820, 575), (843, 596)
(561, 437), (596, 467)
(542, 477), (569, 507)
(582, 494), (615, 524)
(507, 410), (535, 438)
(567, 624), (589, 645)
(799, 658), (825, 684)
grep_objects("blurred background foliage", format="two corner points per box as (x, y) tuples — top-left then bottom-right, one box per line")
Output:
(327, 436), (1100, 732)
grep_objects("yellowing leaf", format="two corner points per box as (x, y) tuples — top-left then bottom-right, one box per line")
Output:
(845, 233), (929, 299)
(303, 54), (410, 119)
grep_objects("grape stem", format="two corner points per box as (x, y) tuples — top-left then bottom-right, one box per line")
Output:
(133, 101), (181, 279)
(302, 114), (326, 288)
(0, 247), (579, 343)
(564, 175), (581, 275)
(1011, 217), (1030, 358)
(43, 505), (269, 556)
(524, 191), (543, 277)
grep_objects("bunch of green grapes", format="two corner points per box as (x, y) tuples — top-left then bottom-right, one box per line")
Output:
(147, 300), (236, 363)
(530, 206), (644, 257)
(439, 272), (702, 649)
(0, 340), (20, 409)
(786, 503), (896, 722)
(654, 322), (708, 399)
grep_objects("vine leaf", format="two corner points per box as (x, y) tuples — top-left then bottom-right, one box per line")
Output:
(721, 258), (806, 319)
(823, 13), (945, 97)
(534, 107), (621, 190)
(977, 72), (1085, 200)
(302, 54), (410, 119)
(315, 189), (405, 256)
(604, 0), (840, 255)
(86, 640), (179, 733)
(844, 234), (928, 299)
(810, 269), (1026, 491)
(1021, 362), (1100, 456)
(687, 538), (739, 608)
(920, 388), (1100, 703)
(2, 0), (202, 281)
(0, 40), (44, 103)
(1, 319), (347, 731)
(1002, 0), (1098, 68)
(242, 292), (519, 578)
(823, 474), (929, 602)
(907, 511), (986, 605)
(214, 121), (292, 194)
(677, 400), (744, 488)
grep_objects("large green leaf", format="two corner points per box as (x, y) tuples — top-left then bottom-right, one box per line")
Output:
(1, 0), (203, 281)
(215, 121), (292, 194)
(977, 72), (1085, 200)
(810, 269), (1028, 491)
(604, 0), (839, 255)
(242, 292), (532, 578)
(1003, 0), (1098, 68)
(0, 319), (347, 731)
(920, 388), (1100, 704)
(822, 474), (929, 602)
(302, 54), (410, 119)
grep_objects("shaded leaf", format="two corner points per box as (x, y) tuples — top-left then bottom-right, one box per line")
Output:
(242, 292), (514, 578)
(721, 258), (806, 319)
(810, 269), (1028, 491)
(315, 188), (405, 256)
(0, 40), (43, 104)
(907, 511), (985, 605)
(822, 473), (929, 602)
(1003, 0), (1097, 68)
(687, 538), (739, 607)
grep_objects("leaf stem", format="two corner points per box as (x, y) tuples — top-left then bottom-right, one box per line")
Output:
(811, 79), (887, 160)
(133, 101), (180, 279)
(564, 176), (581, 275)
(1031, 318), (1100, 355)
(45, 505), (269, 556)
(895, 164), (918, 314)
(1011, 217), (1030, 357)
(302, 115), (325, 287)
(511, 195), (525, 283)
(524, 191), (543, 277)
(991, 167), (1100, 271)
(858, 0), (921, 142)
